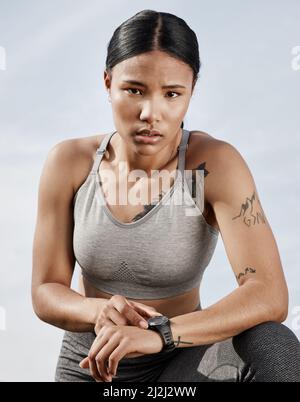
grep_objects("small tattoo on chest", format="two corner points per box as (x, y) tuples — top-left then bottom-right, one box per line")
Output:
(131, 190), (167, 222)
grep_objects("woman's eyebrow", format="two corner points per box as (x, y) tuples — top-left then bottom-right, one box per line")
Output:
(122, 79), (186, 89)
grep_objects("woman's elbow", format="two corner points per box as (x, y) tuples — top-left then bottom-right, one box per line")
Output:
(270, 286), (289, 323)
(31, 285), (48, 323)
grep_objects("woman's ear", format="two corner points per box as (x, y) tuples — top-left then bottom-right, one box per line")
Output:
(103, 69), (111, 92)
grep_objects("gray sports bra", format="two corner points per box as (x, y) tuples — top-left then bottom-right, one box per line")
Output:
(73, 129), (219, 301)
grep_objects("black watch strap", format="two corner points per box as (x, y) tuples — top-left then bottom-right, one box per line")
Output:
(151, 322), (176, 352)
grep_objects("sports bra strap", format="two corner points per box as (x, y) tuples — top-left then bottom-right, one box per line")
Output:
(177, 129), (190, 173)
(91, 131), (116, 175)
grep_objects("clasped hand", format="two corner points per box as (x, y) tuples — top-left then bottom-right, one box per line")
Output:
(79, 295), (164, 382)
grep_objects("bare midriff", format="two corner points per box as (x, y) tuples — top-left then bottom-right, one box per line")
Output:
(79, 275), (200, 318)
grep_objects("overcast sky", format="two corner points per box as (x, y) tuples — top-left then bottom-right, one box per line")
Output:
(0, 0), (300, 381)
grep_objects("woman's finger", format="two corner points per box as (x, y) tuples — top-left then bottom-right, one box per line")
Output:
(79, 356), (89, 369)
(94, 317), (115, 335)
(129, 300), (159, 314)
(107, 307), (128, 326)
(89, 353), (104, 382)
(79, 355), (111, 382)
(89, 356), (104, 382)
(108, 340), (130, 378)
(95, 335), (121, 382)
(129, 301), (163, 318)
(88, 334), (108, 381)
(112, 299), (149, 328)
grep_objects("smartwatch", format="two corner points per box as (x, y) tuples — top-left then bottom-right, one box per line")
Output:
(147, 315), (176, 353)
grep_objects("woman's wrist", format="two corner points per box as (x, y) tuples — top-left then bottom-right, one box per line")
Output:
(84, 297), (107, 327)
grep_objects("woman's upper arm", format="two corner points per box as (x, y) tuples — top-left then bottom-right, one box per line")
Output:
(32, 140), (76, 297)
(205, 140), (288, 315)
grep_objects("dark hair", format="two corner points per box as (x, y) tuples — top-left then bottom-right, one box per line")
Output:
(105, 9), (201, 130)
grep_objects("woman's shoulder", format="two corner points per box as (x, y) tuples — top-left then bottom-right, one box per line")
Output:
(187, 129), (252, 207)
(186, 129), (243, 211)
(53, 133), (106, 195)
(186, 130), (223, 169)
(187, 129), (239, 167)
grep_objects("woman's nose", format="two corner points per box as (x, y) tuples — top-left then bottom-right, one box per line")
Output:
(139, 99), (162, 123)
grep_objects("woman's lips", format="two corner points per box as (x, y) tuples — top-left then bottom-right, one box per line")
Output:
(134, 134), (163, 144)
(137, 129), (162, 136)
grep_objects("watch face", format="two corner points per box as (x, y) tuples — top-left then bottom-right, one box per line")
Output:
(148, 315), (169, 326)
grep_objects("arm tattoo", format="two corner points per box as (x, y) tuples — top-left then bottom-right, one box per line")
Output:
(174, 336), (194, 347)
(192, 162), (209, 198)
(236, 266), (256, 282)
(196, 162), (210, 178)
(232, 191), (266, 227)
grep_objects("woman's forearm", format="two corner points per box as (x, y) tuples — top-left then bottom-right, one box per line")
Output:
(32, 283), (107, 332)
(169, 280), (287, 348)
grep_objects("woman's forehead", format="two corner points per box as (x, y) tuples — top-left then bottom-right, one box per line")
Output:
(113, 53), (193, 83)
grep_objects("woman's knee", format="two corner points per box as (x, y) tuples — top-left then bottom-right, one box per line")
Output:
(232, 321), (300, 381)
(234, 321), (300, 351)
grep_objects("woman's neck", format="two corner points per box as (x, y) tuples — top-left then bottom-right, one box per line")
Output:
(108, 128), (183, 176)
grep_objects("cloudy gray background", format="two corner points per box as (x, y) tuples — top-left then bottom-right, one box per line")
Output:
(0, 0), (299, 381)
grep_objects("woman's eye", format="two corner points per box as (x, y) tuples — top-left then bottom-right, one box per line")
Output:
(125, 88), (180, 98)
(126, 88), (142, 95)
(167, 91), (180, 98)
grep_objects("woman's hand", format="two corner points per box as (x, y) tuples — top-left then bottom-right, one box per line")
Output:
(80, 294), (164, 381)
(79, 324), (165, 382)
(94, 294), (163, 335)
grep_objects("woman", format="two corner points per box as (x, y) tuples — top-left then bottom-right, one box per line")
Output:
(32, 9), (300, 382)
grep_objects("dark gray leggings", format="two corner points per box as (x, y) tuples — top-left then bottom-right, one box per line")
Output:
(55, 319), (300, 382)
